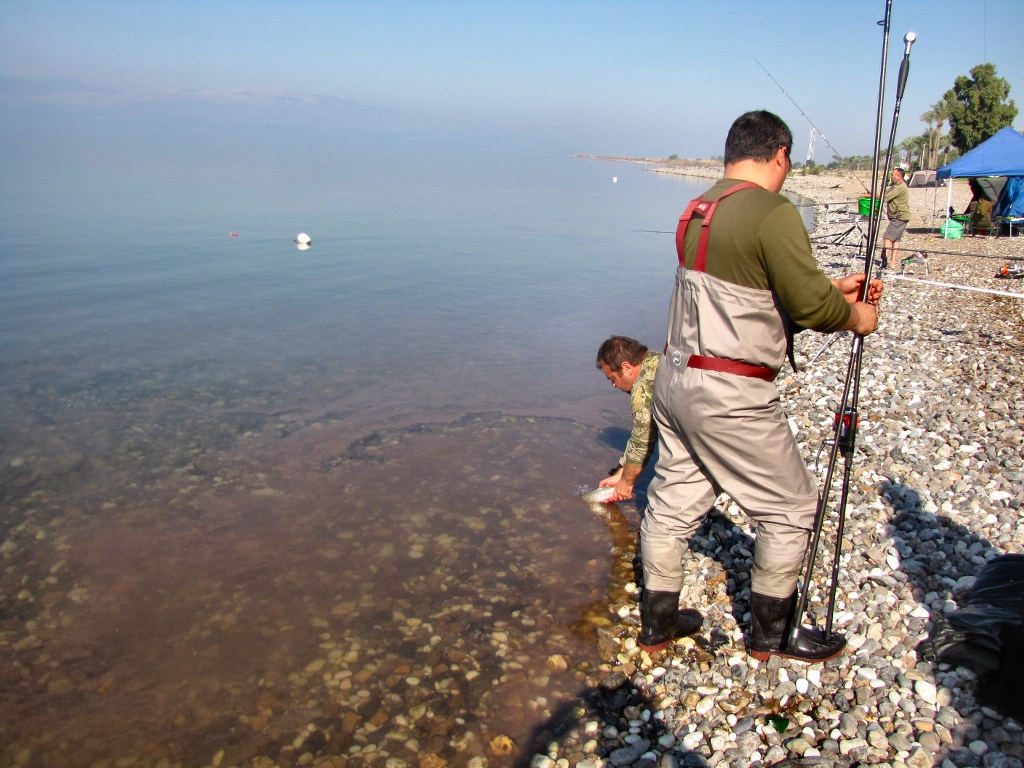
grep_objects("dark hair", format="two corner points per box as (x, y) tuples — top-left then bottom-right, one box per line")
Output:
(892, 167), (906, 180)
(723, 111), (793, 166)
(596, 336), (648, 371)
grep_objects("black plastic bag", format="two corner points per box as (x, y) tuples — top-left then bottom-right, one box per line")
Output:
(919, 554), (1024, 717)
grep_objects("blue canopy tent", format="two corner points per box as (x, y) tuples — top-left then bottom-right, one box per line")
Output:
(936, 127), (1024, 225)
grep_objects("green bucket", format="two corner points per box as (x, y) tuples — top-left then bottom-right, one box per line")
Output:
(858, 197), (882, 217)
(941, 219), (963, 239)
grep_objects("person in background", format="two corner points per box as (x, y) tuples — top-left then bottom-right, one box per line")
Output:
(966, 178), (995, 236)
(595, 336), (661, 503)
(880, 167), (910, 269)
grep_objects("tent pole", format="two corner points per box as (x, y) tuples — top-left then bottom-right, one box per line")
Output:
(946, 177), (954, 233)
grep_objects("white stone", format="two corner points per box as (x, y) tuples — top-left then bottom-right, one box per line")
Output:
(681, 733), (703, 751)
(915, 680), (938, 705)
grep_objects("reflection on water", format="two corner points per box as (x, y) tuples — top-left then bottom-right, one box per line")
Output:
(0, 412), (645, 766)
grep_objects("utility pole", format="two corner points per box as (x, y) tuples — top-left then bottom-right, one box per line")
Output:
(807, 127), (817, 166)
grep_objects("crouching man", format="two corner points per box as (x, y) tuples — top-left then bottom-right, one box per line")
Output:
(595, 336), (660, 503)
(638, 111), (883, 661)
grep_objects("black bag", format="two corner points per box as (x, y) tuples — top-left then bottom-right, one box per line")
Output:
(919, 554), (1024, 717)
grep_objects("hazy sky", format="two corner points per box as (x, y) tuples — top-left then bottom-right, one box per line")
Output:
(1, 0), (1021, 159)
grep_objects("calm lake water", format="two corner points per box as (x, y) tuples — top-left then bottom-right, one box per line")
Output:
(0, 138), (813, 767)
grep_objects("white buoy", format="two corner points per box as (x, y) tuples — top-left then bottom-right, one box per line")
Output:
(296, 232), (311, 245)
(612, 177), (618, 183)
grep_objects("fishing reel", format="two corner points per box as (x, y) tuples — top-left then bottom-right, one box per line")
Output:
(812, 405), (860, 471)
(997, 263), (1024, 279)
(834, 406), (859, 458)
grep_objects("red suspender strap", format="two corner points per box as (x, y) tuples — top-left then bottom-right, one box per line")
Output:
(675, 198), (708, 267)
(675, 181), (762, 271)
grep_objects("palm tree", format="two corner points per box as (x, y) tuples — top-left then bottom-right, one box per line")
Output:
(920, 107), (938, 168)
(921, 97), (953, 169)
(899, 135), (927, 171)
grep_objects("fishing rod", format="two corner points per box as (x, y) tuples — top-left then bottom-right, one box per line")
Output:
(816, 242), (1024, 262)
(888, 274), (1024, 299)
(791, 3), (917, 646)
(751, 56), (873, 196)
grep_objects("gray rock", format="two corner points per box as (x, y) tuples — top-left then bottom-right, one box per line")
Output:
(983, 754), (1011, 768)
(734, 717), (755, 736)
(839, 714), (858, 739)
(681, 753), (711, 768)
(888, 733), (914, 752)
(971, 742), (991, 757)
(609, 738), (650, 767)
(735, 732), (763, 757)
(775, 682), (798, 699)
(921, 733), (942, 753)
(601, 671), (629, 691)
(938, 708), (961, 729)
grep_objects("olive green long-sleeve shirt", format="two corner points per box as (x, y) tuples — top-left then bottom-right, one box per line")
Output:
(680, 178), (851, 333)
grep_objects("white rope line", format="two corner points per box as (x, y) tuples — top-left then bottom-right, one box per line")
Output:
(888, 274), (1024, 299)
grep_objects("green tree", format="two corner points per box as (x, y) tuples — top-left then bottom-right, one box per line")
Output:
(919, 96), (952, 169)
(944, 63), (1018, 153)
(899, 134), (927, 171)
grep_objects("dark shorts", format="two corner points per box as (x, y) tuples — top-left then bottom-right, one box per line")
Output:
(884, 219), (909, 242)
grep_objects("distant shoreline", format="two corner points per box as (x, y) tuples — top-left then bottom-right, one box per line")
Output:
(575, 152), (877, 207)
(575, 153), (724, 181)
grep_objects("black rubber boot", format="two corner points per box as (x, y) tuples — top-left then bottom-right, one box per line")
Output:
(747, 591), (846, 662)
(637, 590), (703, 651)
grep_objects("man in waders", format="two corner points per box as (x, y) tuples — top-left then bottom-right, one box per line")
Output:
(595, 336), (660, 503)
(637, 111), (882, 662)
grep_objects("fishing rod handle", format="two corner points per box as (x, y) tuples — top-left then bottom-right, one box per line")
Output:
(896, 33), (916, 99)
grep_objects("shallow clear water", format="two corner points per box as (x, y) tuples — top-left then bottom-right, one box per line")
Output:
(0, 139), (811, 766)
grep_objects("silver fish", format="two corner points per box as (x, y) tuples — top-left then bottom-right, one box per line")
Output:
(579, 485), (616, 504)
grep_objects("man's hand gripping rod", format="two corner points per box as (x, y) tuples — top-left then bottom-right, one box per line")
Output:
(790, 14), (916, 647)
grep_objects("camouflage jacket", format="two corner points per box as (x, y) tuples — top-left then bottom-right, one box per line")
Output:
(621, 351), (661, 468)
